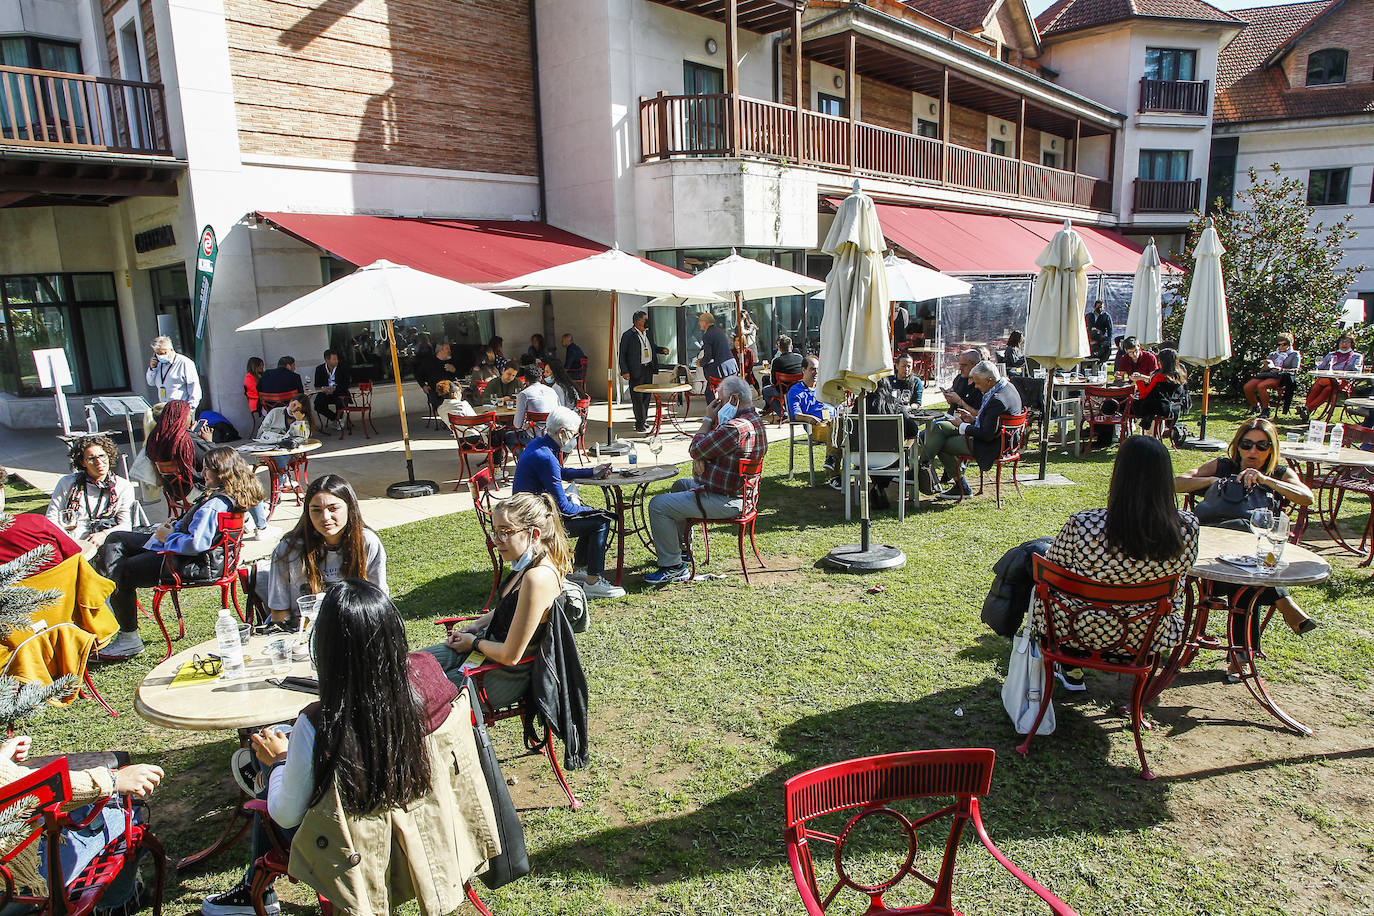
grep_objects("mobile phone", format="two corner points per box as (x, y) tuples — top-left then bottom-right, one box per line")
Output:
(268, 676), (318, 694)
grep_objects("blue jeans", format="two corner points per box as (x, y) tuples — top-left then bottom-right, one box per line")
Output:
(648, 478), (743, 568)
(563, 511), (611, 578)
(243, 725), (296, 889)
(31, 799), (139, 903)
(247, 501), (269, 529)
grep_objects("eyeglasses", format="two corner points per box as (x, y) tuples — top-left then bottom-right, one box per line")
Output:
(83, 455), (107, 464)
(492, 526), (529, 542)
(190, 653), (223, 676)
(1238, 438), (1272, 452)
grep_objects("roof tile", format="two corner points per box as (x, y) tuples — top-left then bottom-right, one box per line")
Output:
(1035, 0), (1242, 37)
(900, 0), (999, 31)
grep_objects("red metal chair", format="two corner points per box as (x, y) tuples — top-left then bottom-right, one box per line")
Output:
(431, 615), (584, 810)
(1017, 555), (1182, 780)
(450, 412), (504, 487)
(242, 797), (492, 916)
(339, 381), (378, 439)
(256, 390), (296, 416)
(1081, 383), (1135, 455)
(683, 457), (765, 584)
(143, 512), (248, 661)
(262, 450), (310, 520)
(512, 409), (550, 464)
(784, 748), (1078, 916)
(0, 756), (166, 916)
(957, 410), (1029, 508)
(152, 459), (194, 520)
(770, 371), (803, 423)
(468, 467), (503, 609)
(568, 357), (589, 397)
(573, 397), (592, 465)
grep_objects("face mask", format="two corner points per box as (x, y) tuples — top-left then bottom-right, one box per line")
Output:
(511, 543), (536, 571)
(558, 434), (577, 454)
(716, 401), (737, 425)
(155, 353), (171, 364)
(1339, 345), (1353, 354)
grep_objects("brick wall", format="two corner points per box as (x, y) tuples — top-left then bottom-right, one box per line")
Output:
(222, 0), (537, 175)
(1282, 5), (1374, 88)
(948, 103), (986, 148)
(859, 76), (911, 131)
(102, 0), (160, 81)
(779, 45), (812, 107)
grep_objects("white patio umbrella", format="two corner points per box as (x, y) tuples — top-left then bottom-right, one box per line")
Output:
(1178, 220), (1230, 445)
(1025, 222), (1093, 479)
(818, 181), (904, 572)
(237, 259), (528, 498)
(493, 248), (719, 444)
(656, 250), (825, 351)
(884, 254), (973, 302)
(1123, 237), (1163, 348)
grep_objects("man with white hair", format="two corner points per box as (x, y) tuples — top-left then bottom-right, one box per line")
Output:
(645, 375), (767, 585)
(145, 336), (201, 406)
(919, 359), (1022, 499)
(510, 406), (622, 598)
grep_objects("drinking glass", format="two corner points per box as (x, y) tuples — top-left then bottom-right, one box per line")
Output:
(1248, 507), (1274, 537)
(296, 593), (323, 646)
(1262, 515), (1290, 569)
(265, 638), (292, 674)
(59, 509), (79, 533)
(648, 437), (663, 463)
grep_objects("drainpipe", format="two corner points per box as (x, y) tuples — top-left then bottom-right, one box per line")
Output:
(527, 0), (554, 339)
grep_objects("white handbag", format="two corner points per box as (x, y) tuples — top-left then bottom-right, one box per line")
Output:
(1002, 622), (1056, 736)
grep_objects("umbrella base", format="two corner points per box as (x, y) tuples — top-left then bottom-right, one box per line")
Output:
(1181, 437), (1226, 452)
(821, 543), (907, 572)
(387, 479), (439, 499)
(592, 440), (632, 457)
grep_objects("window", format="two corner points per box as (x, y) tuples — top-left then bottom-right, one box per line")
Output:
(1307, 167), (1350, 205)
(0, 273), (128, 397)
(1042, 151), (1059, 168)
(816, 93), (845, 117)
(1144, 47), (1197, 81)
(1206, 136), (1238, 212)
(915, 118), (938, 138)
(989, 138), (1007, 156)
(1306, 48), (1348, 85)
(999, 45), (1012, 63)
(0, 37), (81, 72)
(1138, 149), (1190, 181)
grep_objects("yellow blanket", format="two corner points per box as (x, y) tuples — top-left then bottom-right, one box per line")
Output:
(4, 554), (119, 703)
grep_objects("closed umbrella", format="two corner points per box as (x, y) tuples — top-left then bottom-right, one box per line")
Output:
(1123, 238), (1163, 348)
(818, 182), (904, 572)
(1178, 220), (1230, 446)
(237, 260), (529, 498)
(493, 248), (718, 444)
(1025, 222), (1093, 479)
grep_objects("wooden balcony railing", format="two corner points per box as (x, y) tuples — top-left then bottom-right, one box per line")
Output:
(1138, 78), (1209, 116)
(1133, 178), (1202, 212)
(639, 91), (1115, 214)
(0, 65), (172, 156)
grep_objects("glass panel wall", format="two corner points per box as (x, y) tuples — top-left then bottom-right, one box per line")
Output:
(0, 272), (127, 396)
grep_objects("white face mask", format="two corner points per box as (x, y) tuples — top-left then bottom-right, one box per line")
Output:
(716, 400), (738, 425)
(1339, 345), (1353, 354)
(557, 433), (577, 454)
(155, 352), (172, 364)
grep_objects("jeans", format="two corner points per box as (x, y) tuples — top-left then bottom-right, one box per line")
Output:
(919, 419), (973, 479)
(418, 643), (530, 714)
(247, 502), (269, 529)
(99, 530), (213, 631)
(244, 725), (296, 889)
(563, 512), (611, 578)
(648, 478), (743, 568)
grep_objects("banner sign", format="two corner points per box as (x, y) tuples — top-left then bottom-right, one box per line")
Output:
(192, 225), (217, 365)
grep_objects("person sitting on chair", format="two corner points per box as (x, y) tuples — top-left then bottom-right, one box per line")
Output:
(435, 379), (477, 436)
(45, 434), (135, 553)
(311, 350), (350, 432)
(761, 335), (804, 419)
(479, 364), (523, 406)
(256, 357), (305, 399)
(786, 357), (841, 479)
(470, 346), (500, 385)
(561, 333), (587, 374)
(939, 349), (986, 415)
(1113, 336), (1159, 383)
(867, 353), (925, 438)
(96, 448), (264, 661)
(920, 360), (1021, 500)
(1299, 333), (1364, 422)
(645, 376), (767, 585)
(1242, 333), (1301, 418)
(1133, 348), (1189, 434)
(999, 330), (1026, 374)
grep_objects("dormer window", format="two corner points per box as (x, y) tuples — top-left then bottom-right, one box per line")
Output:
(1145, 48), (1196, 82)
(1306, 48), (1347, 86)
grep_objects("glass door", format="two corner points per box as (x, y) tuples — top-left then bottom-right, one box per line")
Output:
(683, 61), (725, 154)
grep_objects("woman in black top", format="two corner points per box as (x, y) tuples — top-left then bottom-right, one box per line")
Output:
(999, 330), (1026, 374)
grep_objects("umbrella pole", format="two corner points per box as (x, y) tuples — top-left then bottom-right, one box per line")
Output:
(858, 393), (871, 552)
(1038, 373), (1052, 480)
(607, 291), (617, 445)
(820, 395), (904, 572)
(1200, 366), (1211, 441)
(384, 318), (438, 498)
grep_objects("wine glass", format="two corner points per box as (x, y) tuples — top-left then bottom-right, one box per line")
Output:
(1262, 515), (1290, 569)
(1248, 507), (1274, 537)
(59, 509), (79, 533)
(648, 436), (663, 464)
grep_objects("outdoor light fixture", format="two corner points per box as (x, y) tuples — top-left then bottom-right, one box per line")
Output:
(1051, 138), (1058, 149)
(834, 75), (843, 88)
(1000, 124), (1008, 134)
(705, 37), (718, 54)
(928, 102), (937, 115)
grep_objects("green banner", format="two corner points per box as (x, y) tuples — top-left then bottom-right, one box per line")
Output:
(192, 225), (217, 366)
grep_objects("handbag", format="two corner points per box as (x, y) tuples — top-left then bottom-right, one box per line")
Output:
(466, 676), (530, 889)
(1002, 624), (1055, 736)
(1193, 475), (1276, 525)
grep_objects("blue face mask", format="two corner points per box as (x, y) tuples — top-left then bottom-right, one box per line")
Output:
(155, 353), (171, 364)
(716, 401), (738, 425)
(511, 544), (537, 571)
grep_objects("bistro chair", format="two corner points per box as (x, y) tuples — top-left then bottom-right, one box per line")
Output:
(141, 512), (249, 661)
(784, 748), (1078, 915)
(573, 397), (592, 465)
(449, 412), (504, 487)
(957, 409), (1029, 508)
(339, 381), (378, 439)
(514, 410), (550, 462)
(468, 467), (502, 609)
(256, 390), (296, 416)
(568, 357), (589, 397)
(262, 450), (310, 520)
(769, 371), (803, 423)
(1081, 383), (1135, 455)
(152, 459), (194, 520)
(1018, 555), (1181, 780)
(838, 414), (916, 521)
(0, 756), (167, 916)
(683, 456), (765, 584)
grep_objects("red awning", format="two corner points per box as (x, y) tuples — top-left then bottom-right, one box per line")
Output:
(252, 212), (616, 285)
(824, 200), (1175, 275)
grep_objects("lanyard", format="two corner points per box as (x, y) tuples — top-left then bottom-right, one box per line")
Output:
(157, 360), (173, 386)
(83, 478), (109, 520)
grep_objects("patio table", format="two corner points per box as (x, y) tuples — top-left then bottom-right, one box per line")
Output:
(1283, 442), (1374, 566)
(240, 438), (322, 516)
(136, 631), (317, 869)
(1306, 370), (1374, 422)
(1144, 526), (1329, 736)
(577, 464), (680, 585)
(633, 383), (693, 437)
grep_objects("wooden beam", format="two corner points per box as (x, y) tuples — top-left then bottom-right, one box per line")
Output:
(0, 174), (178, 197)
(1016, 95), (1025, 195)
(940, 66), (949, 185)
(846, 30), (857, 171)
(792, 6), (803, 163)
(726, 0), (739, 157)
(1072, 118), (1081, 174)
(0, 192), (32, 207)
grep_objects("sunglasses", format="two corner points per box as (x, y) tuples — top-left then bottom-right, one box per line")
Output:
(1237, 438), (1272, 452)
(190, 653), (223, 676)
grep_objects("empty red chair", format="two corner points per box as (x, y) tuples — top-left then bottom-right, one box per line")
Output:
(468, 467), (502, 609)
(1081, 383), (1135, 455)
(152, 459), (194, 520)
(339, 381), (378, 439)
(785, 748), (1078, 915)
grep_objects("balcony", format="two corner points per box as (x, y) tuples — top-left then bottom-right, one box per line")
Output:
(1138, 78), (1209, 116)
(1, 65), (172, 156)
(639, 92), (1113, 213)
(1133, 178), (1201, 213)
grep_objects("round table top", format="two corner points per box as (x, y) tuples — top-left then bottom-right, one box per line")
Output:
(241, 438), (323, 459)
(1045, 376), (1109, 387)
(577, 463), (680, 487)
(1283, 443), (1374, 468)
(634, 383), (692, 395)
(1190, 526), (1330, 587)
(1343, 397), (1374, 410)
(1311, 370), (1374, 380)
(136, 632), (318, 731)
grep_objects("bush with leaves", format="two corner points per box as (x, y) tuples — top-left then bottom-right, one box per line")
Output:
(1165, 164), (1363, 395)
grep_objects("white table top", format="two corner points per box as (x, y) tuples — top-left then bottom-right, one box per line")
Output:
(1190, 526), (1330, 588)
(1283, 444), (1374, 468)
(136, 632), (318, 731)
(1311, 370), (1374, 380)
(633, 383), (692, 395)
(239, 438), (323, 460)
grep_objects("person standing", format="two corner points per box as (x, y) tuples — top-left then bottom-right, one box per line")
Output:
(1085, 301), (1113, 363)
(619, 309), (669, 433)
(697, 313), (738, 381)
(312, 349), (350, 431)
(146, 336), (201, 407)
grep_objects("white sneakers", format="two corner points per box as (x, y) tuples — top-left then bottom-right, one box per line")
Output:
(582, 578), (626, 599)
(566, 568), (590, 584)
(250, 524), (282, 542)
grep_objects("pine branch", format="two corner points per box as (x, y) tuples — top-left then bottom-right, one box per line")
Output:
(0, 675), (78, 730)
(0, 794), (39, 841)
(0, 545), (60, 642)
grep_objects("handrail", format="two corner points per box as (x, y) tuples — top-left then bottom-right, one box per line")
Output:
(0, 64), (172, 155)
(1138, 77), (1209, 115)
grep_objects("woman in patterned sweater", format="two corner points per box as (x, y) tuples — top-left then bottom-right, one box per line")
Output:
(1032, 435), (1200, 691)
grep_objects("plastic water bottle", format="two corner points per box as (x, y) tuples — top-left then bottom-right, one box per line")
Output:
(628, 444), (638, 466)
(1329, 423), (1344, 456)
(215, 608), (246, 680)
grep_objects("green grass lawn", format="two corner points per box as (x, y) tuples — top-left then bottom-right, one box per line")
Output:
(6, 401), (1374, 915)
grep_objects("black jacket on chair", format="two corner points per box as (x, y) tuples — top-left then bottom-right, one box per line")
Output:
(528, 603), (589, 770)
(964, 381), (1023, 471)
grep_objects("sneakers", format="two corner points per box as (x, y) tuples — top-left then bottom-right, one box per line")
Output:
(1055, 665), (1087, 692)
(936, 479), (973, 500)
(250, 524), (282, 542)
(335, 417), (345, 431)
(582, 578), (627, 599)
(253, 619), (296, 637)
(827, 476), (843, 491)
(94, 630), (145, 662)
(566, 568), (589, 584)
(201, 883), (279, 916)
(1296, 406), (1310, 423)
(644, 564), (690, 586)
(230, 748), (261, 797)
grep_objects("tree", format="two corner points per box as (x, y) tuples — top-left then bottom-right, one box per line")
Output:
(0, 516), (78, 729)
(1165, 164), (1362, 394)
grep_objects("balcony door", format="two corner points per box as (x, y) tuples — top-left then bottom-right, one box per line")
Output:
(683, 61), (724, 154)
(113, 2), (152, 149)
(0, 37), (83, 143)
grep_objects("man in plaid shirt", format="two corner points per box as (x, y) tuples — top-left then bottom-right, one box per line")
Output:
(645, 376), (767, 585)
